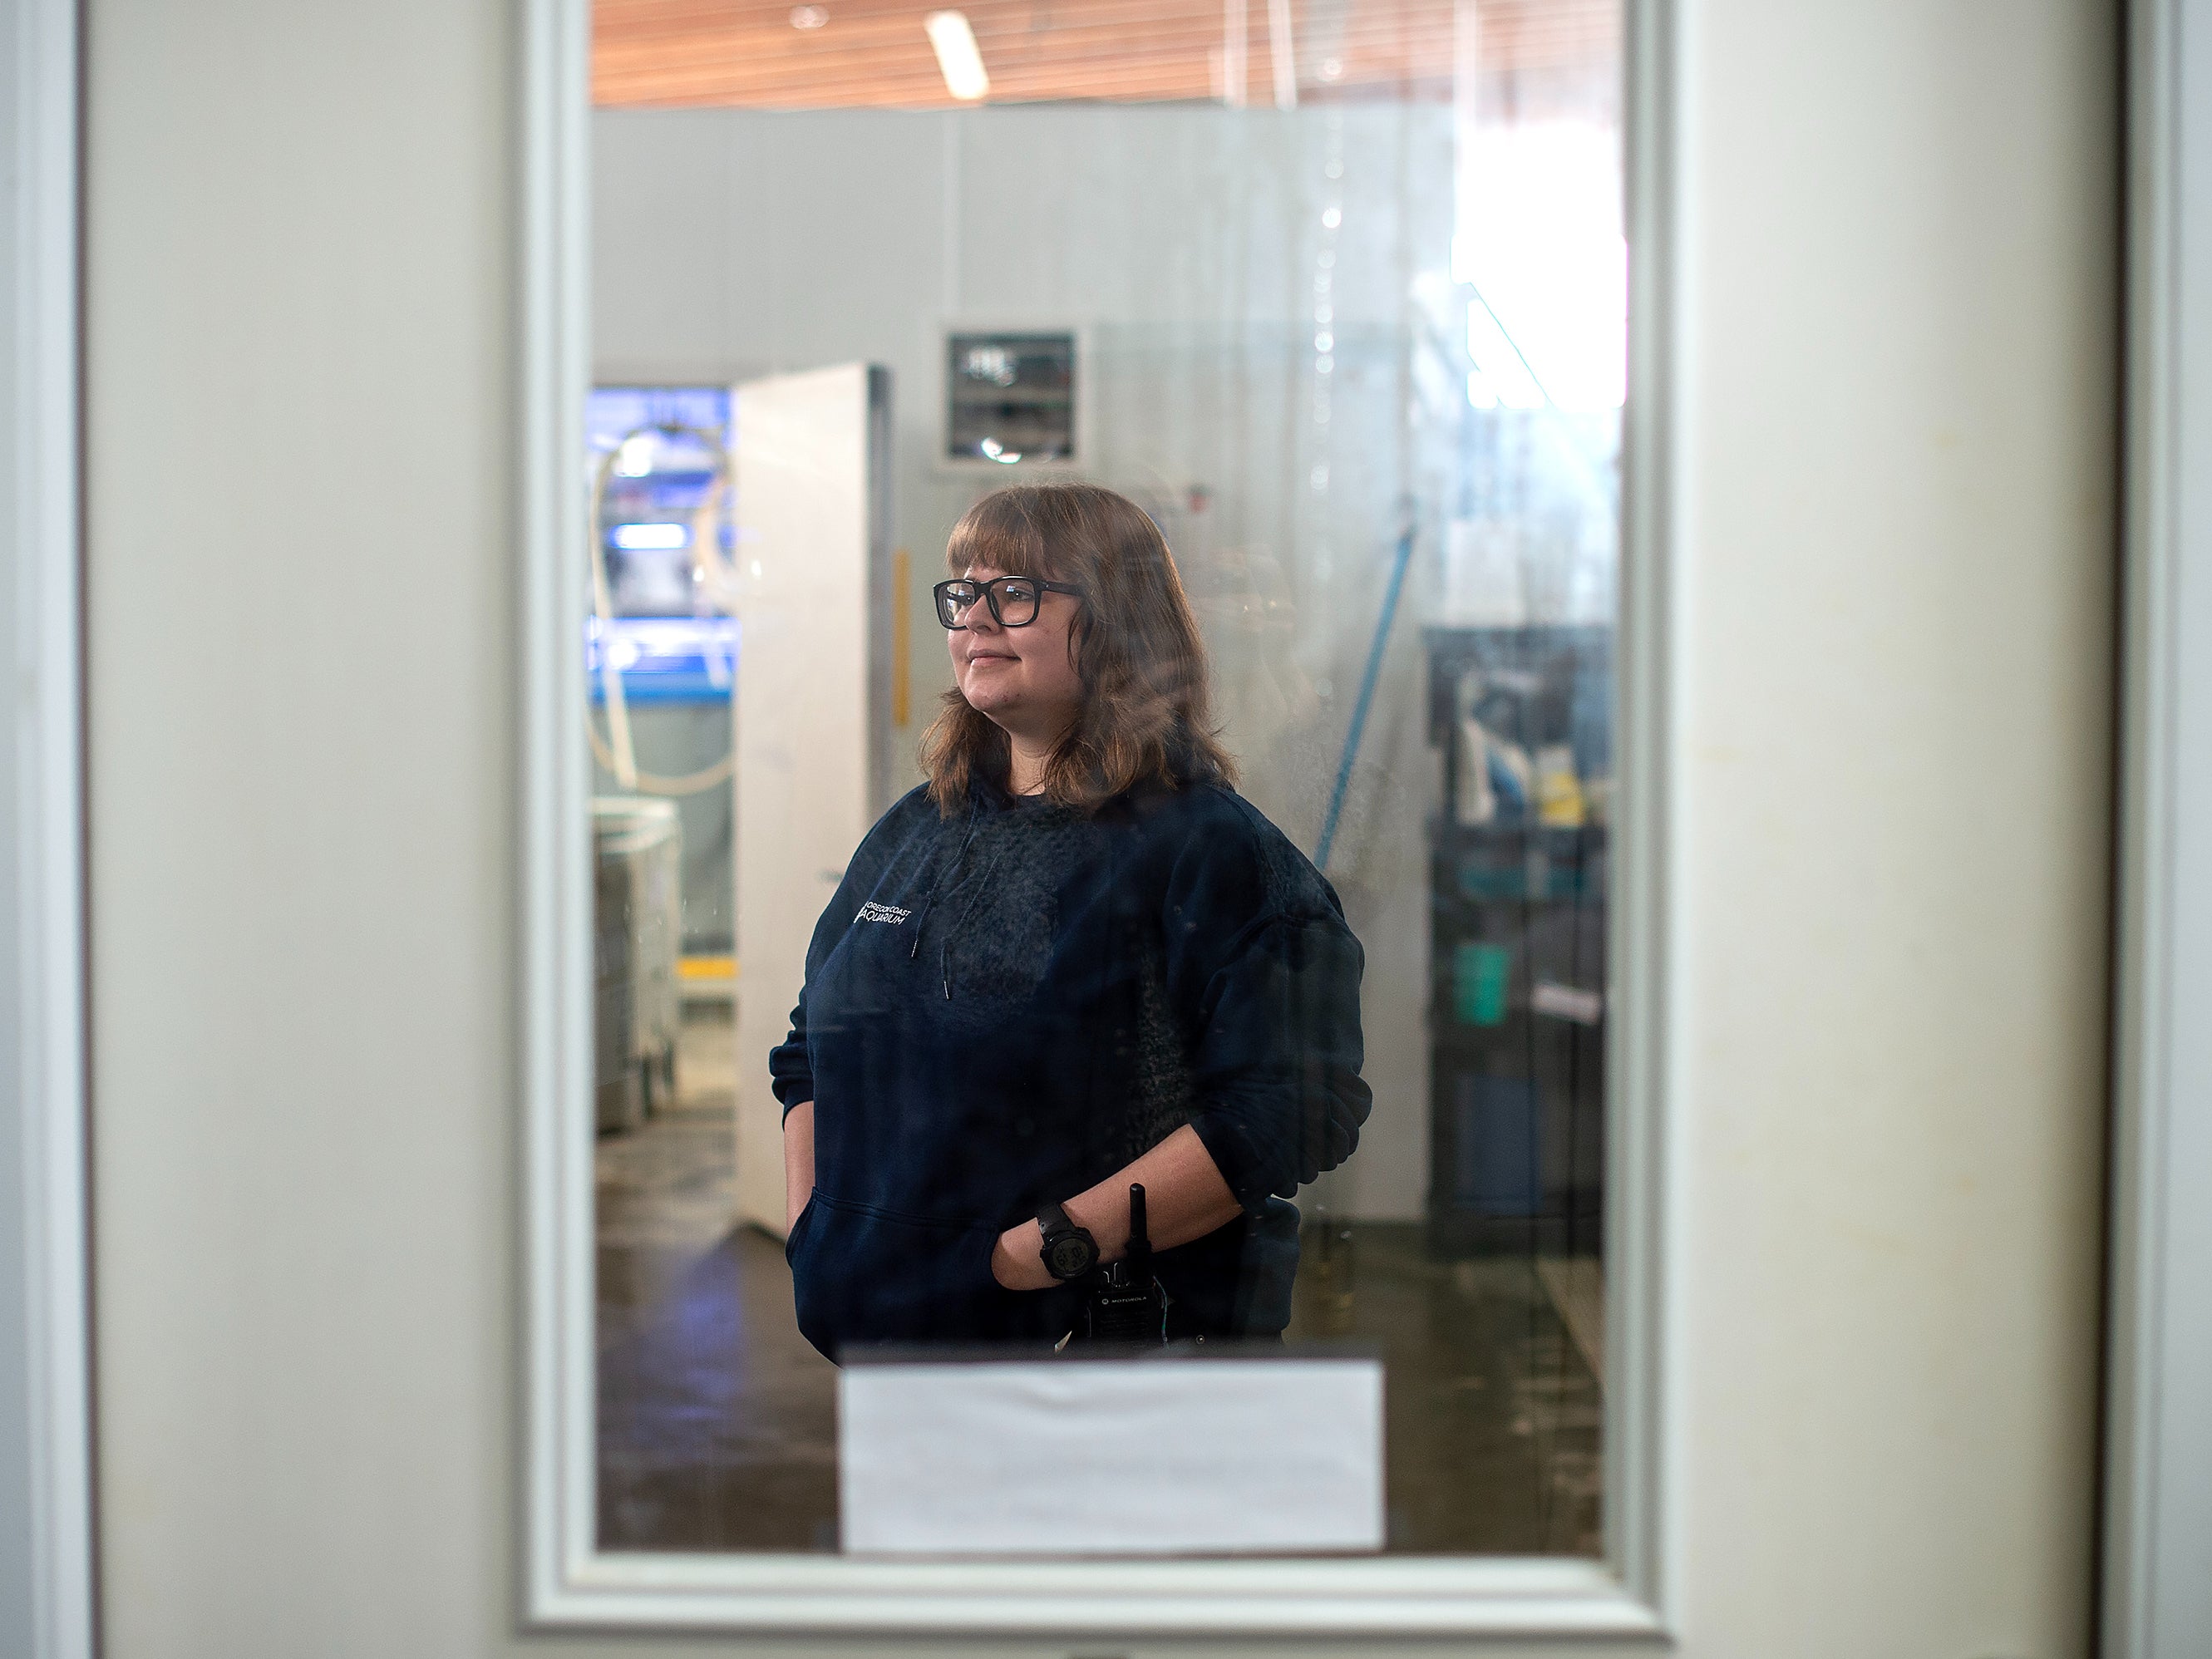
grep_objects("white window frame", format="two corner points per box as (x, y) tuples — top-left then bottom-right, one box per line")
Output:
(2104, 3), (2212, 1656)
(520, 0), (1687, 1640)
(1, 1), (94, 1657)
(10, 0), (2202, 1649)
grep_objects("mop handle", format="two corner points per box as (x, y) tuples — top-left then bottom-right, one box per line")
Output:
(1316, 523), (1416, 871)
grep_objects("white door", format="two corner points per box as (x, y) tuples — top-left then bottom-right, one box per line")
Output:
(731, 362), (894, 1234)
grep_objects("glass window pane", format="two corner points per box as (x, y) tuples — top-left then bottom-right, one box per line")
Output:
(589, 0), (1621, 1560)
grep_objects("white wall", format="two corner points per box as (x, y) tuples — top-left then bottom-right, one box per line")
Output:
(1671, 1), (2114, 1650)
(86, 0), (515, 1650)
(84, 1), (2113, 1655)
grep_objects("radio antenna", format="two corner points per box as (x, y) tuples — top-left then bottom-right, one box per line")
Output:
(1127, 1184), (1151, 1274)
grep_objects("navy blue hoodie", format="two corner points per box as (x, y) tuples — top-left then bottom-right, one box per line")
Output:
(769, 777), (1369, 1361)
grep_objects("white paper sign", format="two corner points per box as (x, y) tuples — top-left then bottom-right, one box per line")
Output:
(838, 1355), (1384, 1555)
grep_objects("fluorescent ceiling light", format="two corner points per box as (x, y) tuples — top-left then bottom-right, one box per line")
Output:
(925, 11), (990, 101)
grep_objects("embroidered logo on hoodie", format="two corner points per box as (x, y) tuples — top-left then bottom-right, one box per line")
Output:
(854, 900), (912, 926)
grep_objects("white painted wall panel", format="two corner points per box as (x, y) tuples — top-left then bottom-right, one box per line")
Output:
(591, 110), (735, 384)
(85, 0), (514, 1651)
(1670, 2), (2116, 1652)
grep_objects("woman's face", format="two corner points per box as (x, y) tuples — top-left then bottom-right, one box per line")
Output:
(948, 561), (1086, 745)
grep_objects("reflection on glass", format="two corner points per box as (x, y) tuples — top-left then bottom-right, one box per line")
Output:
(589, 0), (1619, 1559)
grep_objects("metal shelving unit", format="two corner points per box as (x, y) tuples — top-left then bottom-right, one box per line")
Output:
(1425, 625), (1611, 1259)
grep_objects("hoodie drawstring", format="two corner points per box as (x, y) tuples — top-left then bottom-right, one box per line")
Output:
(908, 796), (983, 978)
(939, 836), (1008, 999)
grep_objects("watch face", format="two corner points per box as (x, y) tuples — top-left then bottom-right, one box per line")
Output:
(1045, 1233), (1095, 1279)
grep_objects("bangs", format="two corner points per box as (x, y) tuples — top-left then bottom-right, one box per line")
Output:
(944, 491), (1074, 583)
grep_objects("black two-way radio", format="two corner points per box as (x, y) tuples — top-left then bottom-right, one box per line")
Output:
(1085, 1183), (1170, 1345)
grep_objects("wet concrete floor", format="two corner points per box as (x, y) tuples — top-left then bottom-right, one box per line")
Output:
(596, 1009), (1600, 1556)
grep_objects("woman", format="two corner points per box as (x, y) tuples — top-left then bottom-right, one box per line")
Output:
(771, 482), (1368, 1360)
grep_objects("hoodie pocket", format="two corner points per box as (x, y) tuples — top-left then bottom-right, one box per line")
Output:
(786, 1193), (1073, 1362)
(783, 1191), (820, 1267)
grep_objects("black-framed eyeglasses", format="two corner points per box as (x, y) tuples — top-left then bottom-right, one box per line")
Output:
(933, 576), (1086, 630)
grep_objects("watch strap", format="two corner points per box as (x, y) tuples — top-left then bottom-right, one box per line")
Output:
(1035, 1199), (1097, 1281)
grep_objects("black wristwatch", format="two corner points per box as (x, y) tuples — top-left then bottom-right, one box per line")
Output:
(1036, 1200), (1099, 1282)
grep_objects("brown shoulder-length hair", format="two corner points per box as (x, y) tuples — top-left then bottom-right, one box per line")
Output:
(919, 483), (1236, 815)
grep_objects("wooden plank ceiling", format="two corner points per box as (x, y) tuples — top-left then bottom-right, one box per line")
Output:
(594, 0), (1617, 110)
